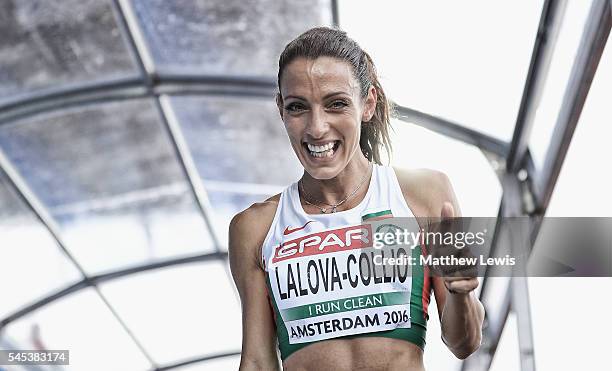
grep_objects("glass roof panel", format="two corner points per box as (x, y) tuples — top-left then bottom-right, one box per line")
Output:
(339, 0), (544, 140)
(528, 0), (595, 173)
(99, 262), (241, 365)
(0, 288), (151, 371)
(0, 99), (214, 275)
(0, 0), (138, 103)
(0, 170), (82, 319)
(168, 95), (301, 245)
(208, 191), (275, 248)
(389, 119), (502, 217)
(169, 96), (301, 185)
(130, 0), (333, 75)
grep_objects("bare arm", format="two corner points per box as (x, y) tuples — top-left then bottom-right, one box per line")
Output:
(394, 168), (484, 359)
(431, 174), (484, 359)
(229, 202), (281, 371)
(436, 276), (484, 359)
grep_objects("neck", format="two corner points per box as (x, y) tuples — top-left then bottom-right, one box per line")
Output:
(300, 155), (372, 207)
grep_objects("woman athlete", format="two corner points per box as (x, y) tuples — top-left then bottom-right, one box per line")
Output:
(229, 27), (484, 371)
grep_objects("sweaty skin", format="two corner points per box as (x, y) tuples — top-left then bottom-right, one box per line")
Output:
(229, 57), (484, 370)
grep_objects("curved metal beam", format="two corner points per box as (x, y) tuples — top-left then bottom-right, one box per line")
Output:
(0, 74), (506, 166)
(0, 76), (144, 113)
(0, 74), (276, 124)
(0, 280), (88, 331)
(0, 251), (227, 330)
(394, 105), (510, 157)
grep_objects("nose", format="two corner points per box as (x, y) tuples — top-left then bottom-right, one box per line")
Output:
(305, 106), (329, 139)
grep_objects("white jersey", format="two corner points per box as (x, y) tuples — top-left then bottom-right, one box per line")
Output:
(261, 164), (432, 360)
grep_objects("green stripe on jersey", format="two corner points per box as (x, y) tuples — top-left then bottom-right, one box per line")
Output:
(361, 209), (392, 221)
(282, 291), (411, 321)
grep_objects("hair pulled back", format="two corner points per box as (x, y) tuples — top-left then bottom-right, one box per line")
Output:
(278, 27), (392, 164)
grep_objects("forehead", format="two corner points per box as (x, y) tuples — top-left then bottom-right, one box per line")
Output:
(279, 56), (359, 97)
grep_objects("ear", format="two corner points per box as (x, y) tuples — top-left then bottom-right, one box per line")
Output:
(362, 85), (377, 122)
(276, 93), (284, 120)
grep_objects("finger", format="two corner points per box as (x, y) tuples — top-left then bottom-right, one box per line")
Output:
(444, 276), (479, 282)
(445, 278), (479, 293)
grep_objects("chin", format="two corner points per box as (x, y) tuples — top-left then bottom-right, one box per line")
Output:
(303, 164), (342, 180)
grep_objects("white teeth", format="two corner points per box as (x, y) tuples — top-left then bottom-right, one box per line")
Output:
(307, 141), (337, 158)
(307, 142), (335, 153)
(311, 149), (334, 158)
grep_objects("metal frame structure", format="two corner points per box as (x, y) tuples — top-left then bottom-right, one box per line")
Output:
(534, 0), (611, 210)
(462, 1), (611, 371)
(506, 0), (567, 174)
(0, 74), (277, 124)
(0, 0), (610, 370)
(394, 105), (510, 158)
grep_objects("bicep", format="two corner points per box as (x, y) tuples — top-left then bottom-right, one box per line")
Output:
(236, 264), (279, 369)
(435, 171), (462, 217)
(394, 169), (465, 321)
(229, 214), (279, 370)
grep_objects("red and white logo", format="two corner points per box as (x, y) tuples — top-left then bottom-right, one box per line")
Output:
(273, 224), (373, 263)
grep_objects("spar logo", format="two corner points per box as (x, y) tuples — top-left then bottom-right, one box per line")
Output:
(272, 224), (373, 263)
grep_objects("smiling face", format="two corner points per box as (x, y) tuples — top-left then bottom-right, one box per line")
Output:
(277, 56), (376, 180)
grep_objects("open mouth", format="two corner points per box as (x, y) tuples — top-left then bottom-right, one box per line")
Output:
(304, 140), (340, 158)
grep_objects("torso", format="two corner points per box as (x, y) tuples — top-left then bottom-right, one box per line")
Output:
(255, 165), (443, 370)
(283, 336), (425, 371)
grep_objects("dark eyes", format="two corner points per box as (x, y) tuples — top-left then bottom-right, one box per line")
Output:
(329, 100), (348, 109)
(284, 100), (348, 113)
(285, 102), (306, 112)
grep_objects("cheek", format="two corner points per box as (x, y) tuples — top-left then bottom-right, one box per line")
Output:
(338, 115), (362, 139)
(283, 118), (303, 141)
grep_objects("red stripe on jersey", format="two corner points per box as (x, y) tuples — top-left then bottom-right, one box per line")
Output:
(420, 238), (431, 319)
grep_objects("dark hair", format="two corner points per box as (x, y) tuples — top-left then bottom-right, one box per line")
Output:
(277, 27), (393, 165)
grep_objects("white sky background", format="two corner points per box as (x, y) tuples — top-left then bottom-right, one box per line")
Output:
(339, 1), (611, 370)
(338, 0), (544, 141)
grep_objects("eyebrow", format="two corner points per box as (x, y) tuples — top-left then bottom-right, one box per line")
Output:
(283, 91), (350, 101)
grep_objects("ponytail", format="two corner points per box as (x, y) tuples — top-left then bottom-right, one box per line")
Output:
(359, 51), (393, 164)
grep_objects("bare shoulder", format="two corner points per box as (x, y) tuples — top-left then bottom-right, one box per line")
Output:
(228, 194), (280, 268)
(392, 167), (460, 217)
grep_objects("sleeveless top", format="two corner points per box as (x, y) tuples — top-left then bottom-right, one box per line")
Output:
(261, 164), (432, 361)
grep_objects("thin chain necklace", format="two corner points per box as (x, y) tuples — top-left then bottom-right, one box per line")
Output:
(299, 162), (372, 214)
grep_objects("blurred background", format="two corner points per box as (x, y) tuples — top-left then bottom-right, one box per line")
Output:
(0, 0), (610, 370)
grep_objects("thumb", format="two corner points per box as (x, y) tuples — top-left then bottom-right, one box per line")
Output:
(441, 201), (455, 219)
